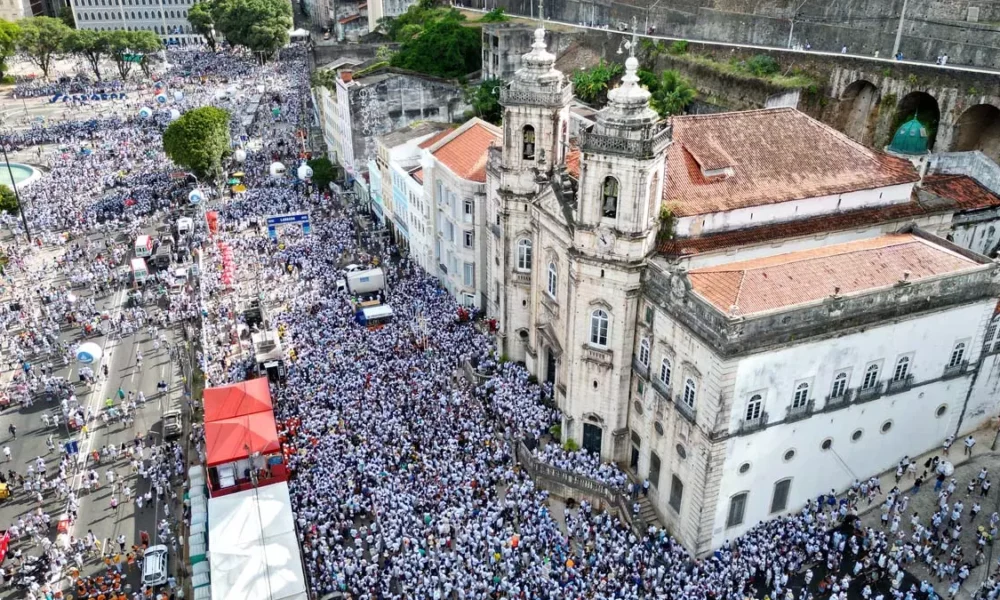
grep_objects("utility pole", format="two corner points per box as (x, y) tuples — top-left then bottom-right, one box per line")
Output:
(2, 145), (30, 242)
(892, 0), (908, 58)
(786, 0), (810, 49)
(644, 0), (661, 35)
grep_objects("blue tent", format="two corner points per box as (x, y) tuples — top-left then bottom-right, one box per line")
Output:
(50, 94), (61, 103)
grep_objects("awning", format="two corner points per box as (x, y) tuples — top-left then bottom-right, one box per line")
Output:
(205, 412), (280, 467)
(203, 377), (273, 422)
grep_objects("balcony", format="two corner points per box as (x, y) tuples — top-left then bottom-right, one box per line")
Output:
(673, 394), (697, 424)
(499, 82), (574, 107)
(855, 382), (884, 404)
(438, 263), (448, 274)
(785, 399), (814, 423)
(651, 376), (670, 400)
(823, 389), (854, 411)
(512, 271), (531, 286)
(489, 223), (501, 238)
(583, 345), (613, 367)
(885, 374), (915, 395)
(632, 356), (650, 380)
(739, 411), (769, 435)
(943, 360), (970, 380)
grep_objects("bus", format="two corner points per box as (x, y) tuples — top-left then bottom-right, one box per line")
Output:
(355, 305), (394, 329)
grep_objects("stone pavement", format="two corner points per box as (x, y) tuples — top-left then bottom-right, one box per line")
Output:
(856, 426), (1000, 600)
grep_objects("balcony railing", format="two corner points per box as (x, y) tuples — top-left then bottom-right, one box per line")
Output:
(785, 399), (814, 423)
(885, 374), (915, 394)
(855, 381), (884, 404)
(579, 124), (672, 160)
(651, 375), (670, 400)
(823, 389), (854, 411)
(943, 360), (970, 379)
(511, 271), (531, 285)
(739, 411), (769, 435)
(673, 394), (697, 424)
(499, 82), (574, 107)
(583, 346), (613, 367)
(632, 356), (650, 380)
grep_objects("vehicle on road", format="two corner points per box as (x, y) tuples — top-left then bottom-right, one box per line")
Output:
(345, 267), (384, 295)
(163, 410), (182, 439)
(134, 234), (153, 258)
(131, 258), (149, 285)
(142, 544), (169, 586)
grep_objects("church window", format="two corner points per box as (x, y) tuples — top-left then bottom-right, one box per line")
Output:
(547, 262), (557, 298)
(590, 309), (609, 347)
(516, 239), (532, 272)
(862, 364), (879, 390)
(659, 358), (671, 386)
(986, 316), (1000, 353)
(949, 342), (966, 367)
(830, 372), (847, 398)
(522, 125), (535, 160)
(602, 176), (619, 219)
(683, 379), (697, 408)
(791, 383), (808, 409)
(638, 338), (650, 367)
(893, 356), (910, 381)
(647, 172), (660, 223)
(745, 394), (762, 420)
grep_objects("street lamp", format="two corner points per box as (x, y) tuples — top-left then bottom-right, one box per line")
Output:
(1, 145), (31, 241)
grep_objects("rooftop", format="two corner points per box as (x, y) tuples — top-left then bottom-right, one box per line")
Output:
(666, 108), (920, 217)
(378, 121), (453, 149)
(431, 119), (501, 183)
(920, 174), (1000, 211)
(687, 233), (981, 316)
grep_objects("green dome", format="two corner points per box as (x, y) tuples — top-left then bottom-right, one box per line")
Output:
(888, 117), (929, 155)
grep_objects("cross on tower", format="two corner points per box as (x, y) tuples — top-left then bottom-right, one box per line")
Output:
(630, 16), (639, 57)
(539, 0), (545, 28)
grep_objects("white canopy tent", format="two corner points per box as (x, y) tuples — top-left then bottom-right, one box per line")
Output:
(288, 28), (310, 40)
(208, 482), (308, 600)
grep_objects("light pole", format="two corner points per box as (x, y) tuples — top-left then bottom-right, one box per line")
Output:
(1, 145), (30, 242)
(644, 0), (661, 35)
(786, 0), (811, 49)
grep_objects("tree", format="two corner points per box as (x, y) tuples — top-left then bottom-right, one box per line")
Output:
(58, 5), (75, 28)
(106, 30), (160, 80)
(0, 185), (16, 215)
(389, 8), (480, 78)
(307, 156), (335, 191)
(188, 2), (217, 51)
(465, 77), (502, 125)
(479, 7), (509, 22)
(17, 17), (70, 80)
(648, 70), (696, 117)
(64, 29), (108, 80)
(163, 107), (231, 181)
(571, 59), (623, 106)
(130, 31), (161, 78)
(0, 20), (20, 81)
(211, 0), (291, 59)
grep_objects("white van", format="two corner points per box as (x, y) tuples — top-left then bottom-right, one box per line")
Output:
(142, 544), (169, 587)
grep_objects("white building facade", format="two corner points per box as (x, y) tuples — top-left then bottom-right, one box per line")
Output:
(486, 24), (1000, 557)
(70, 0), (201, 44)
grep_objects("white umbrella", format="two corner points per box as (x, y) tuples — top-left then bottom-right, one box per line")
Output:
(234, 149), (247, 163)
(269, 162), (286, 178)
(76, 342), (102, 364)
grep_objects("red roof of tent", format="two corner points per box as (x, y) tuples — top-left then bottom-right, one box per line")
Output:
(203, 378), (273, 423)
(205, 412), (280, 467)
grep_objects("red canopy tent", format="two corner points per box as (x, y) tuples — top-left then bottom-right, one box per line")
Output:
(205, 412), (281, 468)
(203, 377), (272, 423)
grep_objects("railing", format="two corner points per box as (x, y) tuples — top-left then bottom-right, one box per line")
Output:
(651, 375), (671, 400)
(785, 399), (814, 423)
(943, 360), (970, 379)
(885, 374), (915, 394)
(512, 271), (531, 285)
(632, 356), (650, 380)
(824, 389), (853, 411)
(584, 346), (613, 367)
(738, 411), (769, 434)
(579, 124), (672, 159)
(855, 381), (884, 404)
(499, 83), (574, 107)
(674, 394), (697, 424)
(462, 359), (491, 386)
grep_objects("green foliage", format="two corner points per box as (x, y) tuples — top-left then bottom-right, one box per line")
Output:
(374, 44), (395, 62)
(211, 0), (292, 59)
(163, 107), (232, 181)
(657, 204), (676, 242)
(907, 73), (918, 85)
(310, 69), (337, 90)
(106, 30), (161, 80)
(572, 59), (623, 106)
(307, 156), (335, 191)
(0, 20), (20, 81)
(669, 40), (688, 55)
(563, 439), (580, 452)
(0, 185), (16, 215)
(354, 61), (388, 77)
(58, 5), (75, 28)
(741, 54), (780, 77)
(0, 75), (13, 84)
(188, 2), (217, 51)
(17, 17), (70, 79)
(647, 70), (696, 117)
(548, 423), (561, 440)
(64, 29), (108, 80)
(479, 7), (509, 22)
(466, 77), (502, 125)
(388, 7), (480, 78)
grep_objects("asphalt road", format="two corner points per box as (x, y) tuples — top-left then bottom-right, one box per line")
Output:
(0, 221), (190, 597)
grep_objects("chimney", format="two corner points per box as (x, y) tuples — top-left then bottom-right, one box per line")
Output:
(340, 69), (353, 83)
(902, 270), (911, 281)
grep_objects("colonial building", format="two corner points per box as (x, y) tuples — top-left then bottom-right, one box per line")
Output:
(486, 23), (1000, 556)
(69, 0), (201, 44)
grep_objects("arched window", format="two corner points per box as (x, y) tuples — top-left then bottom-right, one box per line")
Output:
(590, 309), (609, 346)
(792, 383), (809, 409)
(546, 262), (557, 297)
(745, 394), (762, 420)
(986, 317), (1000, 353)
(893, 356), (910, 381)
(862, 364), (879, 390)
(682, 379), (697, 408)
(830, 372), (848, 398)
(949, 342), (966, 367)
(647, 172), (660, 222)
(522, 125), (535, 160)
(659, 358), (671, 386)
(516, 239), (532, 272)
(602, 176), (619, 219)
(638, 338), (650, 367)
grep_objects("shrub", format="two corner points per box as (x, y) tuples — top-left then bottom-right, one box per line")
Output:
(563, 438), (580, 452)
(743, 54), (780, 77)
(668, 40), (688, 55)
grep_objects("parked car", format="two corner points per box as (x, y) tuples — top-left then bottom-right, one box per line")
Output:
(163, 410), (182, 439)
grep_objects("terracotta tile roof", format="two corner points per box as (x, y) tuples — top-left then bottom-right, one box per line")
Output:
(687, 234), (980, 315)
(658, 199), (930, 256)
(432, 121), (501, 183)
(418, 127), (456, 149)
(665, 108), (920, 217)
(339, 14), (361, 24)
(565, 146), (581, 178)
(411, 168), (423, 184)
(920, 174), (1000, 211)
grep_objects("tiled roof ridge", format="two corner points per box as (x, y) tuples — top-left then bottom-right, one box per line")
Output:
(690, 234), (916, 274)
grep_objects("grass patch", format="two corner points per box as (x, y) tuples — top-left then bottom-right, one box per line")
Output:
(671, 52), (818, 89)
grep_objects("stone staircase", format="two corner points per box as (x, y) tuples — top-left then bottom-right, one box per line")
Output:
(621, 466), (664, 531)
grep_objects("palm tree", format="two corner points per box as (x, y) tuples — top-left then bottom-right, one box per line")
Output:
(649, 70), (696, 117)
